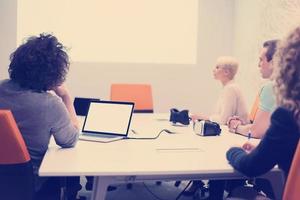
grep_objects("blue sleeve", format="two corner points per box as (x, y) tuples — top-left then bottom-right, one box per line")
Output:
(226, 147), (247, 167)
(259, 82), (276, 112)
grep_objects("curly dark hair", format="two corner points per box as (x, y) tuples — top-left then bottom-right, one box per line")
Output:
(9, 33), (69, 92)
(274, 26), (300, 127)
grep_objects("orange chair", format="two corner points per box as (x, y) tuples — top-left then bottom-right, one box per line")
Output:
(110, 84), (154, 113)
(282, 140), (300, 200)
(110, 84), (156, 189)
(249, 94), (260, 123)
(0, 110), (34, 200)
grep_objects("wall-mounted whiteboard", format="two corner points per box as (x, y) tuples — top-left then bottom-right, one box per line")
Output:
(17, 0), (198, 64)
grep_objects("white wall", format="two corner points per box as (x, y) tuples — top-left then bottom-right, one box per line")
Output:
(4, 1), (300, 115)
(17, 0), (199, 64)
(0, 1), (17, 79)
(0, 0), (235, 115)
(233, 0), (300, 108)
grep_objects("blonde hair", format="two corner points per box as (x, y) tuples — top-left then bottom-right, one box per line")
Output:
(274, 26), (300, 127)
(216, 56), (239, 80)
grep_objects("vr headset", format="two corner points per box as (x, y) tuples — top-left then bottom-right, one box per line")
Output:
(193, 120), (221, 136)
(169, 108), (221, 136)
(169, 108), (190, 125)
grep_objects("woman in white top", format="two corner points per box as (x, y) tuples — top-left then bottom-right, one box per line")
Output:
(184, 56), (249, 197)
(191, 56), (248, 124)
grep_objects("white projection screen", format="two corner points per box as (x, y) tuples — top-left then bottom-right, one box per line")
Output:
(17, 0), (198, 64)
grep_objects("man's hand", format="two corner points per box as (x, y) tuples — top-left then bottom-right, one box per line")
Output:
(227, 116), (244, 133)
(190, 114), (207, 121)
(53, 84), (69, 98)
(242, 142), (256, 153)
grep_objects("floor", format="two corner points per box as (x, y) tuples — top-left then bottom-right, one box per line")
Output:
(78, 179), (208, 200)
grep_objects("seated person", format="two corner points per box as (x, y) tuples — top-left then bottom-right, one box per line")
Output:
(208, 40), (279, 200)
(191, 56), (248, 124)
(227, 40), (279, 138)
(227, 26), (300, 199)
(186, 56), (248, 197)
(0, 33), (81, 200)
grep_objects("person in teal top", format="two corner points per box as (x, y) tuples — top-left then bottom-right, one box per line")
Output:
(259, 81), (276, 112)
(207, 40), (279, 200)
(228, 40), (278, 139)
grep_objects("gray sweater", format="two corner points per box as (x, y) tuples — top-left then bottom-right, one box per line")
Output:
(0, 79), (79, 174)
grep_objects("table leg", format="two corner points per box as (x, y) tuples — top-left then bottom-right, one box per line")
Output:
(91, 176), (113, 200)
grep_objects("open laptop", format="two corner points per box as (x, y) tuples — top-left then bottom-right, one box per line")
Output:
(79, 100), (134, 142)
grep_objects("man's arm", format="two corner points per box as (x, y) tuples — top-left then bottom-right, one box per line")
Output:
(234, 108), (271, 138)
(249, 109), (271, 138)
(53, 85), (79, 130)
(50, 85), (79, 148)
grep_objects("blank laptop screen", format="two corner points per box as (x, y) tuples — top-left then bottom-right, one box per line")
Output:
(82, 101), (134, 136)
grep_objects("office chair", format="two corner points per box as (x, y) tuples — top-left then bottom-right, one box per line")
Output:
(73, 97), (101, 116)
(110, 84), (154, 113)
(282, 140), (300, 200)
(0, 110), (34, 200)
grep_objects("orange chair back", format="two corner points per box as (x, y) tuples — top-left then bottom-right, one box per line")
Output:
(110, 84), (153, 112)
(249, 93), (260, 123)
(283, 140), (300, 200)
(0, 110), (30, 164)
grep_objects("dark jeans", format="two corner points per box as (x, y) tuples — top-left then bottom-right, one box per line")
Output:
(226, 178), (275, 199)
(86, 176), (94, 190)
(208, 180), (226, 200)
(209, 178), (275, 199)
(254, 178), (275, 199)
(34, 176), (81, 200)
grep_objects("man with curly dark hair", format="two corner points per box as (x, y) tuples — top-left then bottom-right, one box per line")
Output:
(0, 33), (81, 199)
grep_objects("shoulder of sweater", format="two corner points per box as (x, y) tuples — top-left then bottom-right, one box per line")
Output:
(272, 107), (293, 120)
(223, 82), (241, 94)
(224, 81), (240, 89)
(270, 107), (298, 131)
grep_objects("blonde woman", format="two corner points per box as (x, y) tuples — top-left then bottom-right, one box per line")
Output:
(186, 57), (248, 197)
(191, 56), (248, 125)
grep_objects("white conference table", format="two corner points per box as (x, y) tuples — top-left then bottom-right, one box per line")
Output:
(39, 113), (284, 200)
